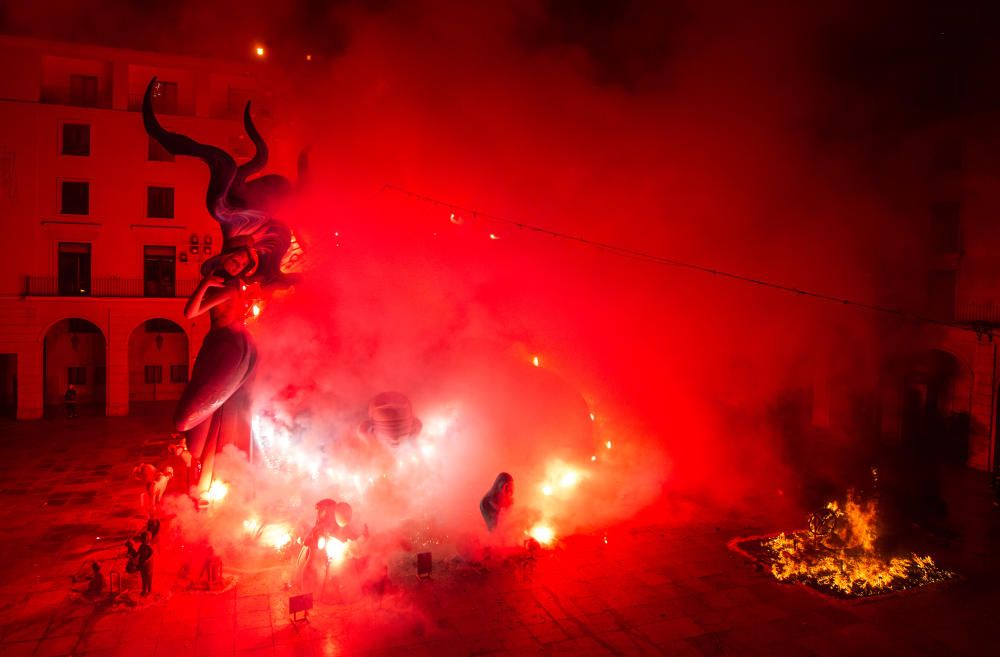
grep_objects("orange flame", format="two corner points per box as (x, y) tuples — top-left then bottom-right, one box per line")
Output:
(764, 491), (953, 596)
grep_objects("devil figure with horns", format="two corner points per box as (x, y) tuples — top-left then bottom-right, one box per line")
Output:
(143, 77), (303, 504)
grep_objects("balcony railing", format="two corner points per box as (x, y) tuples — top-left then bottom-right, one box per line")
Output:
(125, 94), (271, 120)
(956, 300), (1000, 325)
(25, 277), (197, 298)
(127, 93), (194, 116)
(39, 89), (112, 109)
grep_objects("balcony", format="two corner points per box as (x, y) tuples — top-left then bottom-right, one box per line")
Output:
(39, 88), (112, 109)
(956, 300), (1000, 326)
(25, 277), (197, 299)
(127, 93), (196, 116)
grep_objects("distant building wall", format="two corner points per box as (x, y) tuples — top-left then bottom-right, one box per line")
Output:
(0, 35), (280, 421)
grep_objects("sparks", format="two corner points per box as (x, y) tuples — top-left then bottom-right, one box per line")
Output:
(259, 524), (292, 550)
(528, 524), (555, 546)
(255, 45), (265, 57)
(489, 233), (500, 240)
(591, 455), (597, 462)
(324, 537), (349, 565)
(252, 303), (261, 318)
(559, 470), (580, 488)
(589, 412), (595, 421)
(605, 440), (613, 449)
(424, 412), (455, 437)
(541, 484), (553, 496)
(204, 480), (228, 503)
(532, 355), (540, 367)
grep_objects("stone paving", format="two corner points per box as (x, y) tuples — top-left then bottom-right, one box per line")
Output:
(0, 410), (997, 656)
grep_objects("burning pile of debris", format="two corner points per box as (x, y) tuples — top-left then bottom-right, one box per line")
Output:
(734, 491), (955, 598)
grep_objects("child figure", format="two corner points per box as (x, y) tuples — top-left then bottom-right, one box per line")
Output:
(480, 472), (514, 532)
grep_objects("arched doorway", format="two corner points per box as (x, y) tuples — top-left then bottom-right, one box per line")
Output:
(128, 318), (189, 408)
(43, 318), (106, 416)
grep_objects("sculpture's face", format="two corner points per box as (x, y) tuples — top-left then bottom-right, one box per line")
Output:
(501, 480), (514, 504)
(222, 249), (251, 277)
(334, 503), (352, 528)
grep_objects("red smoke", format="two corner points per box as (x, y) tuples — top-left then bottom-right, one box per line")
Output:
(3, 0), (952, 525)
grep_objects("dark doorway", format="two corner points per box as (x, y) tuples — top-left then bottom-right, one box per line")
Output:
(43, 318), (106, 416)
(58, 242), (91, 296)
(144, 246), (176, 297)
(0, 354), (16, 419)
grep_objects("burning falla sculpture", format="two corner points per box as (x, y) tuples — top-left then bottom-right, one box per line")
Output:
(143, 77), (301, 502)
(735, 491), (955, 598)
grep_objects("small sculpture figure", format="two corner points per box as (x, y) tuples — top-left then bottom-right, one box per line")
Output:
(131, 463), (172, 521)
(151, 467), (173, 508)
(131, 462), (158, 484)
(143, 77), (303, 502)
(357, 392), (423, 447)
(313, 498), (339, 535)
(296, 499), (337, 590)
(480, 472), (514, 532)
(166, 434), (194, 493)
(331, 501), (368, 542)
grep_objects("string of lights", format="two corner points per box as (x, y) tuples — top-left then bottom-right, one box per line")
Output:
(382, 183), (985, 336)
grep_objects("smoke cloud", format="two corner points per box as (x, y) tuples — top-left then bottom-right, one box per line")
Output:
(7, 0), (993, 562)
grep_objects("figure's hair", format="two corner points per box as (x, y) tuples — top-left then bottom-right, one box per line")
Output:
(142, 77), (299, 288)
(487, 472), (514, 499)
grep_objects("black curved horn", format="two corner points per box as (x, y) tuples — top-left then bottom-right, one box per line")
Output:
(142, 77), (237, 221)
(236, 101), (268, 183)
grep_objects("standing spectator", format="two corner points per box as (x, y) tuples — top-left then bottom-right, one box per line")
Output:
(65, 384), (78, 418)
(137, 531), (154, 596)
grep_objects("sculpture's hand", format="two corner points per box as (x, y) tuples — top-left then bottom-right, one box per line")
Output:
(186, 276), (234, 318)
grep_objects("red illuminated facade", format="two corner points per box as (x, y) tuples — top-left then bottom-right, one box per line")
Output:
(0, 35), (279, 420)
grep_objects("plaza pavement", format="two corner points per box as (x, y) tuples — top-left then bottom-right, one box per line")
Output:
(0, 410), (997, 657)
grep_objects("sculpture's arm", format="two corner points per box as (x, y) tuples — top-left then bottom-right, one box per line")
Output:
(184, 276), (236, 319)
